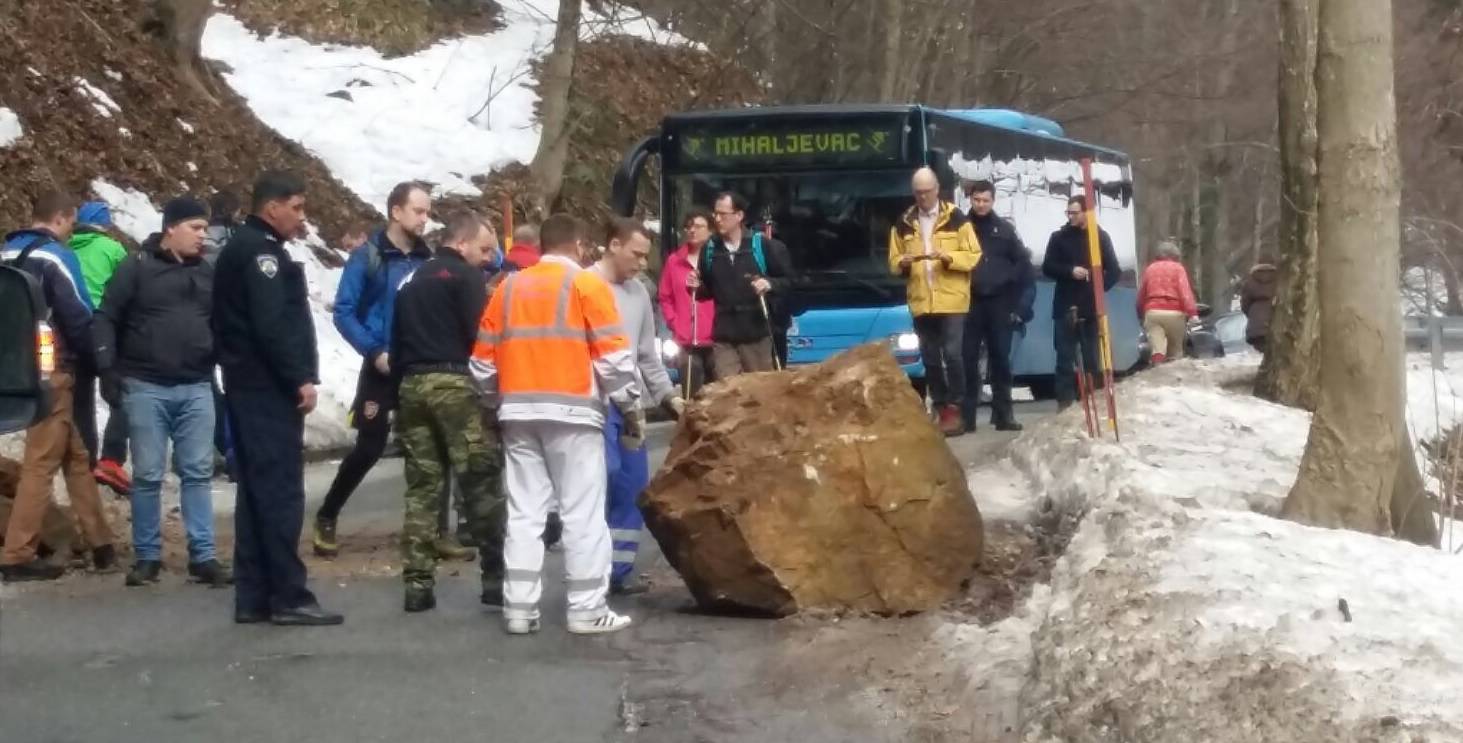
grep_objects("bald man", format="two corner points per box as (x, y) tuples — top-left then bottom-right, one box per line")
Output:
(888, 168), (982, 437)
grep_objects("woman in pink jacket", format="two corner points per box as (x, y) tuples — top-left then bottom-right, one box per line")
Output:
(658, 210), (716, 394)
(1136, 240), (1200, 363)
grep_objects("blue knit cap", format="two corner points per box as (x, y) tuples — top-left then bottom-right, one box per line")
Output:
(77, 201), (112, 228)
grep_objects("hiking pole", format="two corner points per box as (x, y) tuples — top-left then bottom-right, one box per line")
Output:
(685, 297), (698, 398)
(1079, 158), (1122, 442)
(758, 293), (783, 371)
(1070, 309), (1097, 438)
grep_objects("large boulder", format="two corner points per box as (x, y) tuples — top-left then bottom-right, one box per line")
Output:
(642, 344), (984, 616)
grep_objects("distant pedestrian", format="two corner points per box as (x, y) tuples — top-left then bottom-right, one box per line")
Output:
(689, 192), (793, 379)
(505, 224), (540, 270)
(339, 222), (370, 255)
(1042, 195), (1121, 411)
(890, 168), (982, 437)
(314, 182), (437, 559)
(593, 217), (685, 595)
(95, 197), (231, 588)
(390, 211), (507, 613)
(1241, 257), (1278, 353)
(66, 200), (132, 492)
(1136, 240), (1199, 364)
(658, 209), (716, 395)
(470, 214), (641, 635)
(203, 191), (242, 265)
(961, 180), (1033, 433)
(1, 191), (117, 582)
(213, 171), (341, 626)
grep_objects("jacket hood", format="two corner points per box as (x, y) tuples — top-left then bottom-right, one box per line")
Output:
(900, 200), (960, 229)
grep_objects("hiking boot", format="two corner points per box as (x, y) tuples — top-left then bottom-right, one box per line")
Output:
(91, 544), (119, 572)
(568, 610), (633, 635)
(125, 560), (163, 586)
(270, 603), (345, 626)
(1, 559), (65, 582)
(94, 459), (132, 496)
(188, 559), (233, 587)
(610, 576), (651, 596)
(994, 420), (1024, 433)
(312, 516), (339, 558)
(432, 535), (477, 562)
(404, 587), (437, 613)
(504, 616), (541, 635)
(480, 585), (504, 611)
(937, 405), (964, 437)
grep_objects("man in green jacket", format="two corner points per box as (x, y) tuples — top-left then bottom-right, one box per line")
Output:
(69, 201), (131, 494)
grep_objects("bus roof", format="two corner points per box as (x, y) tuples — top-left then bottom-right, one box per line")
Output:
(662, 104), (1130, 162)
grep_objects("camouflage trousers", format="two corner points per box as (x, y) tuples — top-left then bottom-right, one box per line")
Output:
(397, 373), (506, 592)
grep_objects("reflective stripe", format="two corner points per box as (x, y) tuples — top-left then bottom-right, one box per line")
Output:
(565, 577), (602, 592)
(477, 330), (499, 345)
(609, 529), (641, 543)
(612, 549), (639, 564)
(499, 326), (589, 341)
(505, 568), (540, 583)
(502, 392), (605, 412)
(586, 323), (626, 343)
(553, 269), (576, 329)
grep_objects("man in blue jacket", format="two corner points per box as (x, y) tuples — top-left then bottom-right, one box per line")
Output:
(313, 182), (432, 558)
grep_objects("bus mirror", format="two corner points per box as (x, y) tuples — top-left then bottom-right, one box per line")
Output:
(0, 264), (49, 435)
(611, 135), (661, 217)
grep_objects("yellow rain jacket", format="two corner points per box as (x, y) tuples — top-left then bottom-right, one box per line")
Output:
(888, 201), (982, 316)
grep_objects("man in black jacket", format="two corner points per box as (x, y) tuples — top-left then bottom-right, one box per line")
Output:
(96, 197), (231, 589)
(689, 192), (793, 378)
(390, 212), (507, 613)
(1041, 195), (1121, 411)
(962, 181), (1036, 433)
(213, 171), (341, 626)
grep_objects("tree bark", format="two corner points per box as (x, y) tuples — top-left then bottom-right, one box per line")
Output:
(528, 0), (582, 209)
(877, 0), (902, 101)
(148, 0), (220, 105)
(1256, 0), (1322, 411)
(1281, 0), (1406, 535)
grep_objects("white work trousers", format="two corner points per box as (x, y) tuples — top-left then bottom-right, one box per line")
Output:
(501, 419), (611, 623)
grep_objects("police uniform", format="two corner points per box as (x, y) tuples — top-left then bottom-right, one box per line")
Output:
(390, 247), (507, 609)
(213, 215), (323, 619)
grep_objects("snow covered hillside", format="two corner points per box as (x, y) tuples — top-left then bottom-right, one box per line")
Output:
(945, 358), (1463, 742)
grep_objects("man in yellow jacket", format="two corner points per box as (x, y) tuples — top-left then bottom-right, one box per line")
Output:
(889, 167), (982, 436)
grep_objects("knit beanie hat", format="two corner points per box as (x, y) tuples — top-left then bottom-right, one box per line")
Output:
(77, 201), (113, 228)
(162, 197), (209, 228)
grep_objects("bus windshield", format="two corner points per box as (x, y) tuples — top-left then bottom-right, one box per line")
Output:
(668, 171), (911, 310)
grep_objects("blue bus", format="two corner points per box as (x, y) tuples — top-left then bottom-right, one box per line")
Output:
(610, 105), (1140, 397)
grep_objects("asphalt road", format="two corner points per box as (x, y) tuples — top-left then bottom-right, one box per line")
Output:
(0, 400), (1056, 742)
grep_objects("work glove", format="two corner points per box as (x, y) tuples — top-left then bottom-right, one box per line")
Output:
(619, 408), (647, 451)
(100, 370), (123, 408)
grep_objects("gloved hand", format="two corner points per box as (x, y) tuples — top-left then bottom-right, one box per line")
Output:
(666, 396), (687, 418)
(100, 370), (123, 408)
(619, 408), (646, 451)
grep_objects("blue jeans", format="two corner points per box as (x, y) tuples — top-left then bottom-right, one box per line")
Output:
(124, 379), (217, 562)
(604, 407), (649, 585)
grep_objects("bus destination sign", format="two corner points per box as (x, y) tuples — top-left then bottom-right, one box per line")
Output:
(675, 122), (904, 169)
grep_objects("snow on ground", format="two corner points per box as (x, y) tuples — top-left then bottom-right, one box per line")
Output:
(73, 77), (121, 119)
(0, 107), (23, 148)
(90, 179), (163, 242)
(201, 1), (686, 213)
(945, 357), (1463, 741)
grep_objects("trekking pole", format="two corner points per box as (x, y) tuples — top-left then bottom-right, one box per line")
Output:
(1079, 158), (1122, 442)
(758, 293), (783, 371)
(685, 297), (698, 398)
(1070, 309), (1097, 437)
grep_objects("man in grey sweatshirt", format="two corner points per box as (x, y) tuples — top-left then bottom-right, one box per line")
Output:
(593, 218), (685, 594)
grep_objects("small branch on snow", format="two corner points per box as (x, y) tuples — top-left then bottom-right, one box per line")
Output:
(311, 64), (416, 85)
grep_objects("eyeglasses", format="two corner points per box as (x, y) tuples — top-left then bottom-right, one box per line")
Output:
(1066, 210), (1083, 216)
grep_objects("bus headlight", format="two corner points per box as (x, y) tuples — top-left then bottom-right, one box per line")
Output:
(890, 332), (920, 353)
(660, 338), (681, 362)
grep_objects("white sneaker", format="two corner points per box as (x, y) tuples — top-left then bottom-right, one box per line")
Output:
(504, 617), (541, 635)
(567, 610), (633, 635)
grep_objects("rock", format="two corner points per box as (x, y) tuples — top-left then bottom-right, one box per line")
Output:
(641, 344), (984, 616)
(0, 456), (80, 556)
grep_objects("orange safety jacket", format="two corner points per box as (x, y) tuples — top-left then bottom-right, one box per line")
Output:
(470, 254), (639, 428)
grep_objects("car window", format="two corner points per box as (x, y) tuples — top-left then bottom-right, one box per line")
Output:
(1215, 313), (1247, 345)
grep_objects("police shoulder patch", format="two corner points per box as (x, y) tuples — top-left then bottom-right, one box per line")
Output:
(256, 254), (279, 278)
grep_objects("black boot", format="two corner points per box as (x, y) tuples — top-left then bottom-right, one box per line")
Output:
(125, 560), (163, 587)
(1, 559), (65, 582)
(188, 559), (234, 588)
(994, 420), (1024, 432)
(480, 585), (504, 610)
(271, 603), (345, 626)
(405, 587), (437, 613)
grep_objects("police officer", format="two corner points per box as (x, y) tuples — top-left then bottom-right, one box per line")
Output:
(213, 171), (342, 626)
(389, 211), (508, 613)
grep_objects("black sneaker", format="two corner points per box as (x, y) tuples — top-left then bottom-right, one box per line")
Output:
(994, 420), (1024, 432)
(404, 588), (436, 613)
(92, 544), (119, 572)
(1, 559), (65, 582)
(480, 585), (504, 611)
(125, 560), (162, 587)
(610, 576), (651, 596)
(188, 559), (234, 588)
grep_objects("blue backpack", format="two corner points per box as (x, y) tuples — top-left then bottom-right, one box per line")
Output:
(701, 232), (766, 277)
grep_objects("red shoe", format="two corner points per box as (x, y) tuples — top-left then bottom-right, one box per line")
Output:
(938, 405), (964, 437)
(1151, 353), (1167, 365)
(94, 459), (132, 496)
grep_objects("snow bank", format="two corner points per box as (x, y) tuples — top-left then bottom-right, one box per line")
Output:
(983, 359), (1463, 741)
(90, 179), (163, 242)
(0, 107), (23, 148)
(201, 0), (686, 213)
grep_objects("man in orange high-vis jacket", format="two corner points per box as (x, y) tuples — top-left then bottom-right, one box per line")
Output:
(470, 214), (642, 636)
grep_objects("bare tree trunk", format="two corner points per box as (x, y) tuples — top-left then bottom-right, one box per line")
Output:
(877, 0), (902, 101)
(147, 0), (219, 105)
(529, 0), (582, 210)
(1256, 0), (1322, 411)
(1281, 0), (1406, 535)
